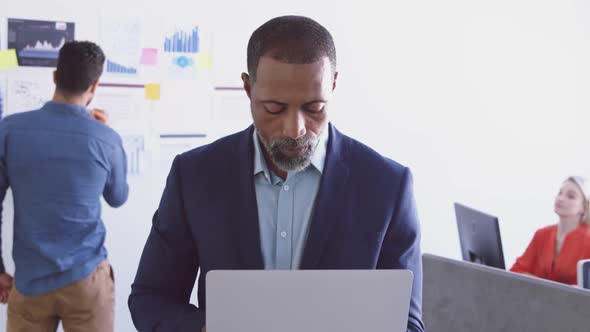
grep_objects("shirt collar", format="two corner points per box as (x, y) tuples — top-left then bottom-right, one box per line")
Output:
(252, 126), (329, 180)
(42, 101), (91, 118)
(253, 131), (273, 183)
(310, 127), (329, 174)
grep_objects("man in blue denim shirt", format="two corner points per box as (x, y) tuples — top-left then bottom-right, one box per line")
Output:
(0, 41), (128, 332)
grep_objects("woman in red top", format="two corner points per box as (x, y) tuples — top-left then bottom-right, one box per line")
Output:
(511, 176), (590, 285)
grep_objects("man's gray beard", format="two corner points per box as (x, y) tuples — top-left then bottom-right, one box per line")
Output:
(256, 129), (319, 173)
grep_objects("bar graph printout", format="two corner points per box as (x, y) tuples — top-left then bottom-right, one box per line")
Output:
(163, 25), (199, 53)
(100, 16), (141, 76)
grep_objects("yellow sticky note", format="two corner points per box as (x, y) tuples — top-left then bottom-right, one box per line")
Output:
(145, 84), (161, 100)
(196, 53), (212, 70)
(0, 49), (19, 70)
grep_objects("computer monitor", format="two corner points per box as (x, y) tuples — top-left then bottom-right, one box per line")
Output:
(454, 202), (506, 269)
(577, 259), (590, 289)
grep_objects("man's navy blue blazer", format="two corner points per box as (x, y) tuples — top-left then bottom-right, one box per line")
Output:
(128, 124), (425, 332)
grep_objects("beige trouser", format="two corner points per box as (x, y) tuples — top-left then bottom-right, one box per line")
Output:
(7, 260), (115, 332)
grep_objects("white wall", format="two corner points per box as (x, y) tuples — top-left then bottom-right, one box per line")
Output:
(2, 0), (590, 331)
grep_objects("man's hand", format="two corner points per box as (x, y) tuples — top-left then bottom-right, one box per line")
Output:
(0, 273), (14, 304)
(90, 108), (109, 125)
(201, 326), (206, 332)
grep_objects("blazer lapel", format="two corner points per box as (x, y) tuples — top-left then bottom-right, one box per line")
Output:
(234, 126), (264, 269)
(300, 124), (350, 269)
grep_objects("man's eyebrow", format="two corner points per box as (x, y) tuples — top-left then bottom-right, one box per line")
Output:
(259, 100), (287, 105)
(302, 100), (327, 105)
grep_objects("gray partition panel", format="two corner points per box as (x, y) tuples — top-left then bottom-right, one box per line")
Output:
(423, 253), (590, 332)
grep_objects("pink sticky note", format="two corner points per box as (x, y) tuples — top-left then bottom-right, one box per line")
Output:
(140, 48), (158, 65)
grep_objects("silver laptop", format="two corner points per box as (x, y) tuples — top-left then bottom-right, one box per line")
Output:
(206, 270), (413, 332)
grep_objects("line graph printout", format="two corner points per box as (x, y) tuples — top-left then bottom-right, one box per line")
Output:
(8, 18), (75, 67)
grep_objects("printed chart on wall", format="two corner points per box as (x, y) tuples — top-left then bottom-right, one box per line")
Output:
(6, 75), (54, 115)
(162, 23), (213, 78)
(122, 134), (146, 176)
(91, 83), (152, 176)
(159, 134), (209, 177)
(156, 81), (212, 137)
(7, 18), (75, 67)
(157, 21), (214, 137)
(100, 16), (141, 77)
(211, 88), (252, 140)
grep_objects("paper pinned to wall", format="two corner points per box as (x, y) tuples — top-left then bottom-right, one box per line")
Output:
(91, 84), (150, 133)
(156, 81), (212, 135)
(100, 15), (141, 76)
(158, 135), (209, 176)
(161, 20), (213, 80)
(162, 24), (200, 54)
(6, 76), (54, 115)
(7, 18), (75, 68)
(122, 134), (146, 176)
(210, 88), (252, 140)
(0, 50), (19, 70)
(91, 84), (154, 176)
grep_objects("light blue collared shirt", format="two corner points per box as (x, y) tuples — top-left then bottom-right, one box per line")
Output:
(253, 129), (328, 270)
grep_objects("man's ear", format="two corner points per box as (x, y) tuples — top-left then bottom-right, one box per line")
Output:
(241, 72), (252, 99)
(88, 80), (99, 94)
(332, 71), (338, 91)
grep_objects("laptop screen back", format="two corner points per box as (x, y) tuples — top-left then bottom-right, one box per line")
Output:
(206, 269), (413, 332)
